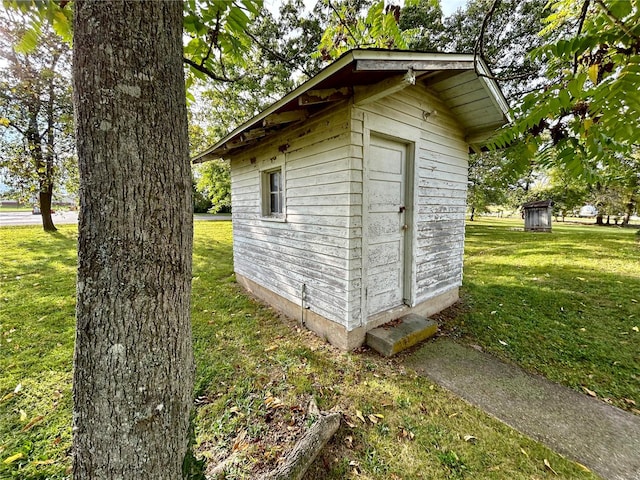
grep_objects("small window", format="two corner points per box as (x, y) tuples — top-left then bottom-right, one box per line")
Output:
(262, 167), (285, 219)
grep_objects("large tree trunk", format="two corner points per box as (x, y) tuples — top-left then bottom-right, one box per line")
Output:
(72, 2), (194, 479)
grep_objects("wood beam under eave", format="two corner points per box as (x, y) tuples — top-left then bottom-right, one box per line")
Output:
(242, 128), (266, 141)
(262, 110), (308, 128)
(299, 87), (352, 106)
(355, 59), (475, 72)
(354, 69), (416, 106)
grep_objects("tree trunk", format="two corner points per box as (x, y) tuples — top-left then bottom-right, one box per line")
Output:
(39, 188), (56, 232)
(596, 214), (604, 225)
(72, 2), (194, 479)
(470, 206), (475, 221)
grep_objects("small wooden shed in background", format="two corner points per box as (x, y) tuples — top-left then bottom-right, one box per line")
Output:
(523, 200), (553, 232)
(194, 49), (510, 350)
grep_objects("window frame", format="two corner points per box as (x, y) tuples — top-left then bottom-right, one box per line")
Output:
(260, 164), (286, 221)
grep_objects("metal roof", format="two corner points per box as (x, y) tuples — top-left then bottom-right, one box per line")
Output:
(193, 49), (510, 163)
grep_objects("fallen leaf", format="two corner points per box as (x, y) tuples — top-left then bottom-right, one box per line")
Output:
(264, 345), (278, 352)
(576, 277), (586, 281)
(576, 462), (591, 472)
(19, 410), (27, 421)
(373, 413), (384, 419)
(632, 326), (639, 333)
(14, 383), (22, 394)
(463, 435), (477, 443)
(33, 459), (55, 466)
(21, 415), (44, 432)
(520, 448), (529, 457)
(355, 410), (366, 423)
(0, 392), (14, 403)
(544, 458), (558, 475)
(498, 340), (508, 346)
(3, 452), (24, 464)
(623, 398), (636, 406)
(344, 417), (356, 428)
(367, 414), (379, 424)
(582, 387), (597, 398)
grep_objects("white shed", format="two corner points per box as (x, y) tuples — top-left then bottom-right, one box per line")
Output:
(194, 49), (509, 350)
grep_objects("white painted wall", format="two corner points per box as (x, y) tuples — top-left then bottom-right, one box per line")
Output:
(229, 81), (471, 334)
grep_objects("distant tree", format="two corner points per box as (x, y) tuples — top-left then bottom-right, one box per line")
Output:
(399, 0), (445, 51)
(467, 151), (509, 220)
(195, 159), (231, 213)
(0, 12), (73, 231)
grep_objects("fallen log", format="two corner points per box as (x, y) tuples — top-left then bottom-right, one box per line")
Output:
(259, 399), (341, 480)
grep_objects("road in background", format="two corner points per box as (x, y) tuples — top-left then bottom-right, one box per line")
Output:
(0, 211), (79, 227)
(0, 211), (231, 227)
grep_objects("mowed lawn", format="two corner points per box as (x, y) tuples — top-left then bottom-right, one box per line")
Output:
(1, 219), (636, 479)
(452, 218), (640, 413)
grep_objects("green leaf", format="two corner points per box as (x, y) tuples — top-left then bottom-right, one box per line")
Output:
(14, 25), (41, 54)
(607, 0), (633, 19)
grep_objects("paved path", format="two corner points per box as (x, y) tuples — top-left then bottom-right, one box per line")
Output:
(405, 338), (640, 480)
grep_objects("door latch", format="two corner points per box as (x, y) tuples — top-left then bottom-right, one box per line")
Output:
(398, 206), (406, 213)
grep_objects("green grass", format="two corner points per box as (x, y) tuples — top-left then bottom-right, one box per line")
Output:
(447, 218), (640, 412)
(1, 220), (627, 479)
(0, 206), (32, 212)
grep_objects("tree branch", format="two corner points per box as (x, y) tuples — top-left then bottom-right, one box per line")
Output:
(182, 57), (243, 83)
(472, 0), (534, 83)
(327, 0), (360, 48)
(573, 0), (591, 74)
(243, 28), (314, 78)
(595, 0), (640, 42)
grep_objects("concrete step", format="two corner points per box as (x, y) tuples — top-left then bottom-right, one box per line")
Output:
(366, 314), (438, 357)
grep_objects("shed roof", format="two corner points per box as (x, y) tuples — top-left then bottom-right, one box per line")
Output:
(523, 200), (554, 209)
(193, 49), (510, 163)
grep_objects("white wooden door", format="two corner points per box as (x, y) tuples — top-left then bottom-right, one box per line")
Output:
(365, 135), (408, 316)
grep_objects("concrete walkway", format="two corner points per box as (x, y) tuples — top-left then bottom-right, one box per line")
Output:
(405, 339), (640, 480)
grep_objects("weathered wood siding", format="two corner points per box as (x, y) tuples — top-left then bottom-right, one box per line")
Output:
(524, 207), (552, 232)
(230, 102), (363, 329)
(230, 81), (476, 332)
(353, 82), (469, 317)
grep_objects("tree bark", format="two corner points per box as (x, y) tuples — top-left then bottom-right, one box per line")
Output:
(39, 188), (56, 232)
(72, 2), (194, 479)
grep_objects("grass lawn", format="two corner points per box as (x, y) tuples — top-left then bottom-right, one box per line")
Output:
(0, 206), (32, 213)
(1, 219), (634, 479)
(448, 218), (640, 413)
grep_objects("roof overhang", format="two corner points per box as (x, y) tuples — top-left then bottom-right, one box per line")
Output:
(193, 49), (511, 163)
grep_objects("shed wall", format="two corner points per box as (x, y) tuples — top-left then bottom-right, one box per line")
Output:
(353, 83), (469, 321)
(230, 102), (361, 329)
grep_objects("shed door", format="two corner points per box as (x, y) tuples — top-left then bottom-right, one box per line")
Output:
(365, 135), (408, 317)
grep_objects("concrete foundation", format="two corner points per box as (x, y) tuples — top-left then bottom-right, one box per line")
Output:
(236, 273), (458, 350)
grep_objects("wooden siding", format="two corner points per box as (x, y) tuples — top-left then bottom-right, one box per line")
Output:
(229, 81), (471, 333)
(230, 102), (362, 329)
(354, 82), (469, 314)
